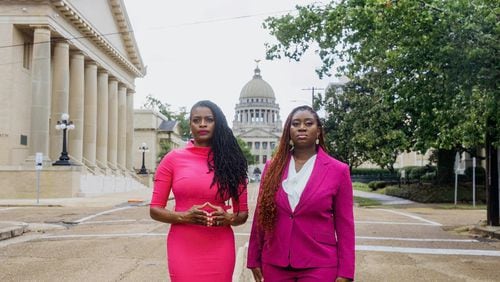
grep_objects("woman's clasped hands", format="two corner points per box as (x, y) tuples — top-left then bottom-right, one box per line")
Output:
(184, 202), (233, 227)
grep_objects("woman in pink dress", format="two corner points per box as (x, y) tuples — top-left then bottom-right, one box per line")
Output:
(150, 100), (249, 282)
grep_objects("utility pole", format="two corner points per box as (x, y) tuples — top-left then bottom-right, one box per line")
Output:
(302, 87), (324, 110)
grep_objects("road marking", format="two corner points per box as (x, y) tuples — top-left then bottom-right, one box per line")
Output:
(236, 234), (478, 243)
(0, 207), (17, 211)
(42, 233), (167, 239)
(80, 219), (138, 225)
(357, 236), (478, 242)
(356, 220), (438, 226)
(71, 206), (134, 224)
(38, 233), (499, 257)
(375, 209), (442, 226)
(357, 245), (500, 257)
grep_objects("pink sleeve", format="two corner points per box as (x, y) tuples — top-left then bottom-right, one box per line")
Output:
(232, 183), (248, 213)
(150, 152), (174, 208)
(334, 164), (355, 279)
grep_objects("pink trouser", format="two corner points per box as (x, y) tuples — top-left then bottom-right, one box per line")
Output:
(262, 263), (337, 282)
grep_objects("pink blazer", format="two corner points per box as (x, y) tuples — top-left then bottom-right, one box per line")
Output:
(247, 148), (355, 279)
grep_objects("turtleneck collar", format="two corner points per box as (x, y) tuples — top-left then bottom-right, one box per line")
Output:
(185, 139), (211, 156)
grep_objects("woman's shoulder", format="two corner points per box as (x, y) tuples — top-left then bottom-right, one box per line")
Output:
(160, 147), (188, 162)
(318, 148), (349, 171)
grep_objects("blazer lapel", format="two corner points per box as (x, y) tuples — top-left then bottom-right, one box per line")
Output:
(277, 155), (293, 212)
(294, 149), (330, 212)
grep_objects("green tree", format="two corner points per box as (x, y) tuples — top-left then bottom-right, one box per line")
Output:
(157, 140), (172, 164)
(263, 0), (499, 223)
(264, 0), (498, 150)
(237, 137), (255, 166)
(143, 94), (174, 119)
(323, 78), (408, 171)
(143, 95), (190, 140)
(176, 107), (191, 140)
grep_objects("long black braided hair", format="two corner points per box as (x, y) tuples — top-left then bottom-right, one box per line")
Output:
(190, 100), (248, 202)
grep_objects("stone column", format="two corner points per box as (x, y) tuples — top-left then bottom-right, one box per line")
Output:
(96, 69), (108, 169)
(126, 90), (134, 171)
(49, 40), (70, 161)
(107, 78), (118, 169)
(83, 62), (97, 166)
(68, 52), (85, 162)
(117, 85), (127, 169)
(29, 26), (51, 159)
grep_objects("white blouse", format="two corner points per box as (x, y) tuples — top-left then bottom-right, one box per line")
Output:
(282, 154), (317, 211)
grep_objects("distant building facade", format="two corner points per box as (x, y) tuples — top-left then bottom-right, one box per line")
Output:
(232, 66), (282, 175)
(0, 0), (147, 198)
(134, 109), (185, 174)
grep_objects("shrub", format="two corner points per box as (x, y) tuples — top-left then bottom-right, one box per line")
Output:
(464, 166), (485, 184)
(400, 165), (436, 181)
(384, 184), (486, 204)
(367, 181), (387, 191)
(351, 168), (397, 175)
(420, 171), (436, 182)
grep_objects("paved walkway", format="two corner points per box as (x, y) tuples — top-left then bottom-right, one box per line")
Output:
(353, 190), (415, 205)
(0, 188), (152, 241)
(1, 188), (499, 244)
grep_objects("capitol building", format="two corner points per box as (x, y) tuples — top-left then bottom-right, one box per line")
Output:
(232, 66), (282, 176)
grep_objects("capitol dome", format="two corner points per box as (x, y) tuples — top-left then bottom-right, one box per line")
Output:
(239, 67), (275, 99)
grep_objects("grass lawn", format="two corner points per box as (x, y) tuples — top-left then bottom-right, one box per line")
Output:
(353, 181), (486, 210)
(354, 196), (381, 207)
(427, 203), (486, 210)
(352, 183), (382, 206)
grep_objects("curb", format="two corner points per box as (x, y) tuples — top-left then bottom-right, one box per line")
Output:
(472, 224), (500, 240)
(0, 221), (28, 241)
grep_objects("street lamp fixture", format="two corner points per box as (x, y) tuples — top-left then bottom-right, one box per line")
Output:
(53, 113), (75, 166)
(138, 142), (149, 174)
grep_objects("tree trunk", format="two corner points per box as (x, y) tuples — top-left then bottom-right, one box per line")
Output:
(436, 149), (455, 185)
(486, 138), (499, 226)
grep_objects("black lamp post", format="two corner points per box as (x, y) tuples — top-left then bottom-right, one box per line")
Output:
(53, 113), (75, 166)
(138, 142), (149, 174)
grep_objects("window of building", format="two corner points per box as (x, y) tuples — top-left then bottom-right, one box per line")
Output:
(247, 142), (252, 149)
(255, 155), (260, 163)
(20, 135), (27, 146)
(270, 142), (276, 150)
(23, 42), (32, 69)
(262, 142), (267, 150)
(262, 155), (267, 164)
(255, 142), (260, 149)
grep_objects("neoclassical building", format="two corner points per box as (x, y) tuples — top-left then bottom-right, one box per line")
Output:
(0, 0), (146, 197)
(232, 66), (282, 175)
(134, 109), (186, 174)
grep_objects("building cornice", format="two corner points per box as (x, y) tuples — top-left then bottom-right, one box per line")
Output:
(51, 0), (145, 77)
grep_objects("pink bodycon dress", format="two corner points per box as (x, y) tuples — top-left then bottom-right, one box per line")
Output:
(151, 142), (248, 282)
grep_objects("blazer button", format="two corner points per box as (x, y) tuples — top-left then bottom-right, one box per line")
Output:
(289, 214), (293, 219)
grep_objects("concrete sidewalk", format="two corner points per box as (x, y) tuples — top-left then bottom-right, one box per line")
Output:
(353, 190), (415, 205)
(354, 189), (500, 239)
(0, 188), (152, 241)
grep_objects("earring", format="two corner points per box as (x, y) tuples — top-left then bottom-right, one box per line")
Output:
(289, 140), (294, 151)
(315, 138), (319, 145)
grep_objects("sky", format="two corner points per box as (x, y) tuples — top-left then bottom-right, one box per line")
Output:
(123, 0), (339, 125)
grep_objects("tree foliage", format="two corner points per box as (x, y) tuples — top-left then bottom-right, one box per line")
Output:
(237, 137), (256, 166)
(143, 94), (190, 140)
(157, 139), (172, 164)
(264, 0), (499, 169)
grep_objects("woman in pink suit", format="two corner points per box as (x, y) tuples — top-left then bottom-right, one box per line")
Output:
(247, 105), (355, 281)
(150, 100), (249, 282)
